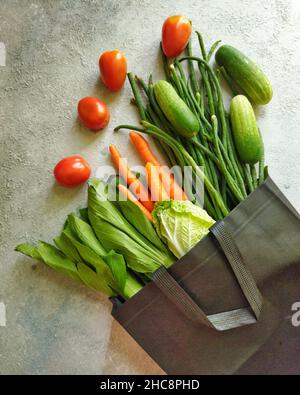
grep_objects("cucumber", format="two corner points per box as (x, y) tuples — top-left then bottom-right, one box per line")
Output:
(154, 80), (200, 138)
(230, 95), (263, 164)
(215, 45), (273, 105)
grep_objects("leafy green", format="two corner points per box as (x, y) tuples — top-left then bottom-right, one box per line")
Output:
(15, 233), (142, 298)
(88, 179), (175, 274)
(36, 241), (83, 283)
(117, 199), (169, 253)
(16, 242), (83, 283)
(88, 178), (140, 241)
(77, 262), (114, 296)
(54, 232), (81, 262)
(152, 200), (215, 259)
(67, 213), (106, 257)
(105, 250), (127, 292)
(59, 221), (141, 297)
(16, 239), (116, 296)
(78, 207), (89, 223)
(123, 272), (144, 299)
(15, 243), (41, 260)
(62, 224), (111, 276)
(89, 216), (163, 273)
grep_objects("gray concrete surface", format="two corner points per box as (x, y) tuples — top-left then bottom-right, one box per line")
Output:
(0, 0), (299, 374)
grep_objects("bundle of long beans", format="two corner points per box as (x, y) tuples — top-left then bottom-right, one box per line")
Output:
(115, 32), (266, 220)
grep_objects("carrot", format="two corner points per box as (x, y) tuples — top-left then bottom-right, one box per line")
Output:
(146, 162), (169, 202)
(118, 184), (152, 222)
(109, 145), (154, 212)
(129, 131), (161, 166)
(130, 131), (188, 200)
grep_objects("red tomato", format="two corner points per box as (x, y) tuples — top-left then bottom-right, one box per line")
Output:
(162, 15), (192, 58)
(54, 156), (91, 187)
(78, 97), (110, 131)
(99, 50), (127, 92)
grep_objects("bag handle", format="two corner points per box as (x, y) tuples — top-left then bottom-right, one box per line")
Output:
(152, 220), (263, 331)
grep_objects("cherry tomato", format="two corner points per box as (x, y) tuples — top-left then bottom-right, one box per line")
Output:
(162, 15), (192, 58)
(78, 97), (110, 131)
(99, 50), (127, 92)
(54, 156), (91, 188)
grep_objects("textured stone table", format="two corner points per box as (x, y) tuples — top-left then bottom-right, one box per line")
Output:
(1, 0), (300, 374)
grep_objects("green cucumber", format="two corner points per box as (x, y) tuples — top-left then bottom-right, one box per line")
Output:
(230, 95), (263, 164)
(216, 45), (273, 105)
(154, 80), (200, 138)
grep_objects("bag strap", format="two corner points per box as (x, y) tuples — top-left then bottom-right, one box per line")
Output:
(152, 220), (263, 331)
(210, 221), (263, 319)
(152, 266), (215, 329)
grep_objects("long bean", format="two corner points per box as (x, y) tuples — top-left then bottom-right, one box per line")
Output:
(180, 57), (243, 201)
(179, 56), (229, 145)
(141, 121), (229, 217)
(226, 119), (248, 197)
(186, 56), (247, 197)
(211, 116), (244, 203)
(250, 165), (258, 189)
(136, 75), (149, 96)
(258, 129), (265, 185)
(169, 64), (185, 99)
(186, 40), (199, 94)
(207, 40), (222, 62)
(174, 60), (187, 86)
(195, 33), (216, 116)
(127, 72), (146, 120)
(181, 77), (222, 194)
(160, 42), (170, 81)
(243, 164), (255, 193)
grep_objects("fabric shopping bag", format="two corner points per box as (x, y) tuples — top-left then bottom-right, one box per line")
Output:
(111, 176), (300, 374)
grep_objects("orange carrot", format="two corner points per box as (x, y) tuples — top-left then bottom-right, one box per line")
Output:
(146, 162), (169, 202)
(129, 131), (161, 166)
(109, 144), (154, 212)
(130, 132), (188, 201)
(118, 184), (152, 222)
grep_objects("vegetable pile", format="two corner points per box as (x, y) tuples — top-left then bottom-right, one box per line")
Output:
(116, 26), (271, 220)
(16, 15), (272, 302)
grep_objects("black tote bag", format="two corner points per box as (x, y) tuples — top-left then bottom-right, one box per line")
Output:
(111, 176), (300, 374)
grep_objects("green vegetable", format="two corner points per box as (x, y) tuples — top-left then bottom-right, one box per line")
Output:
(16, 235), (142, 299)
(105, 250), (127, 292)
(62, 222), (112, 274)
(78, 207), (89, 223)
(215, 45), (273, 105)
(76, 262), (114, 295)
(154, 80), (200, 138)
(230, 95), (263, 164)
(67, 213), (106, 257)
(88, 178), (175, 274)
(16, 242), (82, 283)
(54, 232), (82, 262)
(61, 217), (141, 298)
(16, 240), (116, 295)
(116, 198), (169, 253)
(152, 200), (215, 259)
(15, 243), (41, 261)
(16, 205), (145, 299)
